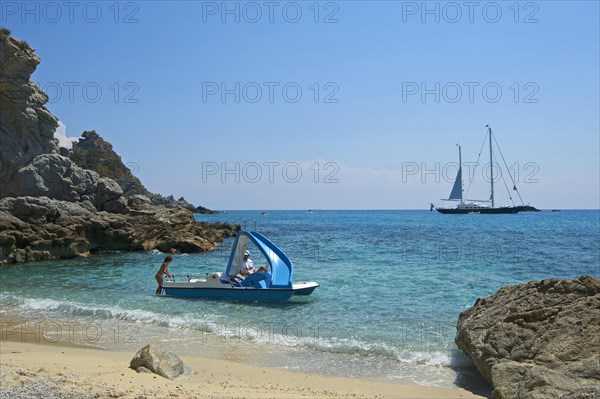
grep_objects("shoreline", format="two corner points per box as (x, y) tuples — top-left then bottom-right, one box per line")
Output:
(0, 311), (490, 391)
(0, 339), (489, 398)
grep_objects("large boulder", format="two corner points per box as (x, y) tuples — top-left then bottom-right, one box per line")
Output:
(456, 276), (600, 399)
(128, 194), (152, 210)
(130, 344), (186, 379)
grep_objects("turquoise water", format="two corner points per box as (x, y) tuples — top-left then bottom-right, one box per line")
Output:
(1, 210), (598, 390)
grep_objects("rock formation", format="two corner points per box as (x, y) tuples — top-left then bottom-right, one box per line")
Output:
(456, 276), (600, 399)
(0, 30), (236, 265)
(0, 29), (58, 181)
(68, 130), (219, 213)
(68, 130), (151, 198)
(1, 153), (129, 213)
(0, 29), (127, 213)
(0, 196), (237, 263)
(130, 344), (187, 379)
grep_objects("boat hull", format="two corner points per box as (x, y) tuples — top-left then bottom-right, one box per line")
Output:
(437, 206), (519, 214)
(162, 285), (295, 301)
(514, 205), (541, 212)
(292, 282), (320, 296)
(161, 281), (320, 301)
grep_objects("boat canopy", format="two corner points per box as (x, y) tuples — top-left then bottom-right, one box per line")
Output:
(224, 231), (293, 289)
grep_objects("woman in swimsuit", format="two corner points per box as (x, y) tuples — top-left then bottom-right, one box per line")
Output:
(155, 256), (173, 295)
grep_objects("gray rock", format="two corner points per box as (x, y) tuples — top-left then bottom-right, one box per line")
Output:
(129, 344), (185, 380)
(58, 147), (69, 157)
(1, 154), (128, 213)
(127, 194), (152, 209)
(560, 386), (600, 399)
(93, 177), (128, 213)
(456, 276), (600, 399)
(0, 196), (239, 265)
(0, 33), (59, 184)
(0, 34), (128, 214)
(134, 366), (152, 374)
(0, 196), (95, 219)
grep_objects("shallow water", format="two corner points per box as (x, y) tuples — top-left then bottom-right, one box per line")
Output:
(1, 210), (598, 391)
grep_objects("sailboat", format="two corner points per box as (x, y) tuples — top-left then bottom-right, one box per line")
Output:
(435, 126), (521, 214)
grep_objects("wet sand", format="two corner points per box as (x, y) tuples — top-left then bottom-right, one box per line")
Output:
(0, 339), (488, 398)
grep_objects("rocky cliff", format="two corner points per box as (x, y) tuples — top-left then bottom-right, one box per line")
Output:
(0, 29), (58, 180)
(456, 276), (600, 399)
(0, 29), (127, 213)
(0, 30), (235, 265)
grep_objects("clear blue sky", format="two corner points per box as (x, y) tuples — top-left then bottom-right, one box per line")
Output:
(4, 1), (599, 209)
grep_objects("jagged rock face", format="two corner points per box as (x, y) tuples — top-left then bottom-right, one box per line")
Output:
(69, 130), (218, 213)
(0, 196), (239, 264)
(0, 30), (59, 186)
(69, 130), (151, 198)
(0, 32), (127, 214)
(456, 276), (600, 399)
(0, 32), (233, 264)
(1, 153), (128, 213)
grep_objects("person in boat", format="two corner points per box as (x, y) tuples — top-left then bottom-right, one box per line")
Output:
(155, 256), (173, 295)
(240, 250), (255, 276)
(239, 250), (267, 277)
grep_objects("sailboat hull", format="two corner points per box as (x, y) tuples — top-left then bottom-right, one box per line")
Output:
(437, 206), (519, 214)
(514, 205), (541, 212)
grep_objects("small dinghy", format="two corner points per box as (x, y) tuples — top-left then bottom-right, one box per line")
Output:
(161, 230), (319, 301)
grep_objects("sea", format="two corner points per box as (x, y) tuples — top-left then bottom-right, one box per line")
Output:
(1, 210), (598, 393)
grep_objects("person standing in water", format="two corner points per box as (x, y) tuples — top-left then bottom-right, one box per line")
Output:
(155, 256), (173, 295)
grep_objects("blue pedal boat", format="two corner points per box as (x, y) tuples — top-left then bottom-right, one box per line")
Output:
(161, 231), (319, 301)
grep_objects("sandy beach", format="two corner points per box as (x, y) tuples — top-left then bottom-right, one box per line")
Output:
(0, 339), (487, 399)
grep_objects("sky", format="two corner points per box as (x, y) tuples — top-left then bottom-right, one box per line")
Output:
(3, 0), (599, 209)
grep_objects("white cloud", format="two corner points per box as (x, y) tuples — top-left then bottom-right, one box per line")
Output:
(54, 121), (79, 149)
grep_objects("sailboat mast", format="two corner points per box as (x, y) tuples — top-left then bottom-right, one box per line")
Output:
(488, 125), (495, 208)
(458, 145), (464, 204)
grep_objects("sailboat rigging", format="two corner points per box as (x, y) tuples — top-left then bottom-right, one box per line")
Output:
(435, 125), (528, 214)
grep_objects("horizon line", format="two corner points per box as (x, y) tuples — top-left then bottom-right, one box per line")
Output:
(200, 208), (600, 212)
